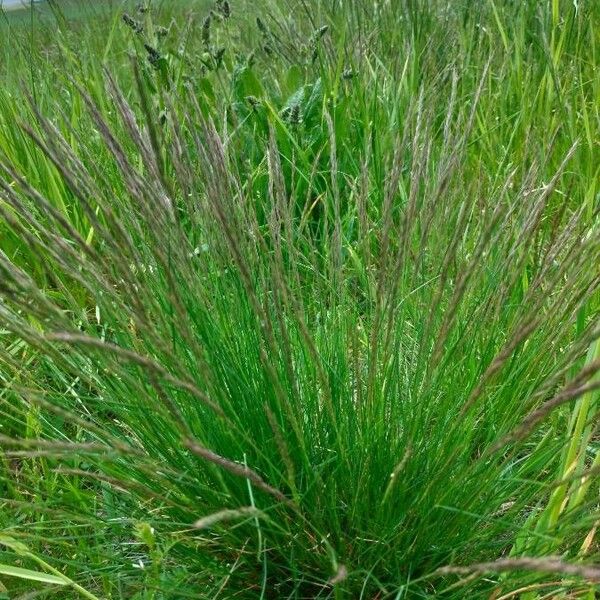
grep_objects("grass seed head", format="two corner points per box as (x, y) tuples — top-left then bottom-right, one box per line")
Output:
(122, 13), (144, 35)
(256, 16), (268, 36)
(214, 46), (226, 67)
(202, 14), (212, 48)
(144, 44), (161, 69)
(216, 0), (231, 19)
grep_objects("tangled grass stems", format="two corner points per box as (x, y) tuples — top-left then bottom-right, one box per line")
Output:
(0, 0), (599, 598)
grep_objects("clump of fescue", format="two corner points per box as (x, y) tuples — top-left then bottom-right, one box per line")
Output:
(0, 1), (599, 598)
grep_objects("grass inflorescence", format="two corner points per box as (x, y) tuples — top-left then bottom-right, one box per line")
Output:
(0, 0), (599, 598)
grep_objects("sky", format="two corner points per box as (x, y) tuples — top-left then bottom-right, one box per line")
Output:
(2, 0), (40, 7)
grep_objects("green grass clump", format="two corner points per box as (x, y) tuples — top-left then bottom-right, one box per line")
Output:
(1, 0), (599, 597)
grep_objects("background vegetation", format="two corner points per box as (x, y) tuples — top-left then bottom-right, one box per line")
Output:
(0, 0), (599, 597)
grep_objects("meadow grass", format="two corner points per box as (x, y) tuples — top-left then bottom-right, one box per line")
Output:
(0, 0), (599, 598)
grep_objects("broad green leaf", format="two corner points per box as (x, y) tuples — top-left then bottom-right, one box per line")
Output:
(0, 564), (66, 586)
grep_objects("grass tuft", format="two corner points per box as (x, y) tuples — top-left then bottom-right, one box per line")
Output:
(0, 0), (599, 598)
